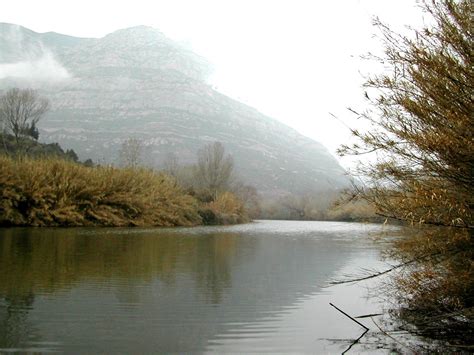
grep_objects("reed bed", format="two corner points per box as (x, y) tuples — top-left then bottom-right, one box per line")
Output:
(0, 155), (201, 227)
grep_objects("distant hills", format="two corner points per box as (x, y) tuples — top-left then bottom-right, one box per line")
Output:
(0, 23), (349, 196)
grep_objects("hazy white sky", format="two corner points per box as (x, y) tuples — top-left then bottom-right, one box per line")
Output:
(2, 0), (425, 167)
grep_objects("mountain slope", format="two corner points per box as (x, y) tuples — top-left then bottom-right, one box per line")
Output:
(0, 23), (349, 195)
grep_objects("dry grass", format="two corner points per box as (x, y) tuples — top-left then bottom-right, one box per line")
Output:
(327, 197), (382, 222)
(201, 192), (249, 225)
(0, 155), (202, 227)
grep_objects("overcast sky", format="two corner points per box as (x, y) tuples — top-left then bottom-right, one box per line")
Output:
(1, 0), (426, 167)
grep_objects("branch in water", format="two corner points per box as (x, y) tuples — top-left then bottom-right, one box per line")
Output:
(329, 302), (370, 354)
(329, 252), (442, 285)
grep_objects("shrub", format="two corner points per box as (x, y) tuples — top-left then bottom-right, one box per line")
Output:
(204, 192), (248, 225)
(0, 155), (201, 227)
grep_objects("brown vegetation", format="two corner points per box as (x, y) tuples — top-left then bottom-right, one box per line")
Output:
(0, 155), (201, 227)
(0, 153), (251, 227)
(203, 191), (249, 225)
(259, 191), (381, 222)
(339, 0), (473, 346)
(339, 0), (473, 228)
(388, 227), (473, 346)
(327, 197), (381, 222)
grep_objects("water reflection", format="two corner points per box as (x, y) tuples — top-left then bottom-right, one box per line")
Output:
(0, 221), (390, 353)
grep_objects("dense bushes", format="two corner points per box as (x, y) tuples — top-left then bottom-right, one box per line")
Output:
(258, 191), (381, 222)
(327, 198), (382, 222)
(0, 155), (251, 227)
(0, 155), (202, 227)
(337, 0), (473, 346)
(203, 191), (249, 225)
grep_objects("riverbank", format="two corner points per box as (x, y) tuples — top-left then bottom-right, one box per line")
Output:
(0, 155), (248, 227)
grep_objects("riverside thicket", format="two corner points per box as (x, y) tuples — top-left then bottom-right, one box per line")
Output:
(340, 0), (473, 347)
(0, 155), (202, 227)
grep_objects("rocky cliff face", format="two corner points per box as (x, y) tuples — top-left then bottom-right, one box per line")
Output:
(0, 23), (349, 196)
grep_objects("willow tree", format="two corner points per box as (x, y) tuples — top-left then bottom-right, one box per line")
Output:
(339, 0), (473, 228)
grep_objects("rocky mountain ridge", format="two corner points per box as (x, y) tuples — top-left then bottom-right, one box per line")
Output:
(0, 23), (349, 196)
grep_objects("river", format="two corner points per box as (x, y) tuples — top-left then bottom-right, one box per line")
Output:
(0, 220), (405, 353)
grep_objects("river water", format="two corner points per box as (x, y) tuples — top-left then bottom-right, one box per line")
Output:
(0, 220), (402, 353)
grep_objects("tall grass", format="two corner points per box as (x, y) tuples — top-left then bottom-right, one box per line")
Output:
(0, 155), (201, 227)
(205, 191), (249, 225)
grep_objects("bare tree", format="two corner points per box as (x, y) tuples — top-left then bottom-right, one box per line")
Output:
(163, 152), (180, 178)
(119, 137), (143, 168)
(233, 183), (261, 218)
(194, 141), (234, 200)
(0, 88), (50, 144)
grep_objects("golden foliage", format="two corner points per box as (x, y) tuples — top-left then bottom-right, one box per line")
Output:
(0, 155), (201, 227)
(338, 0), (473, 344)
(327, 197), (380, 222)
(205, 192), (248, 225)
(339, 0), (473, 228)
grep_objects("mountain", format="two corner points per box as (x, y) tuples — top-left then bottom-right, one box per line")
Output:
(0, 23), (349, 196)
